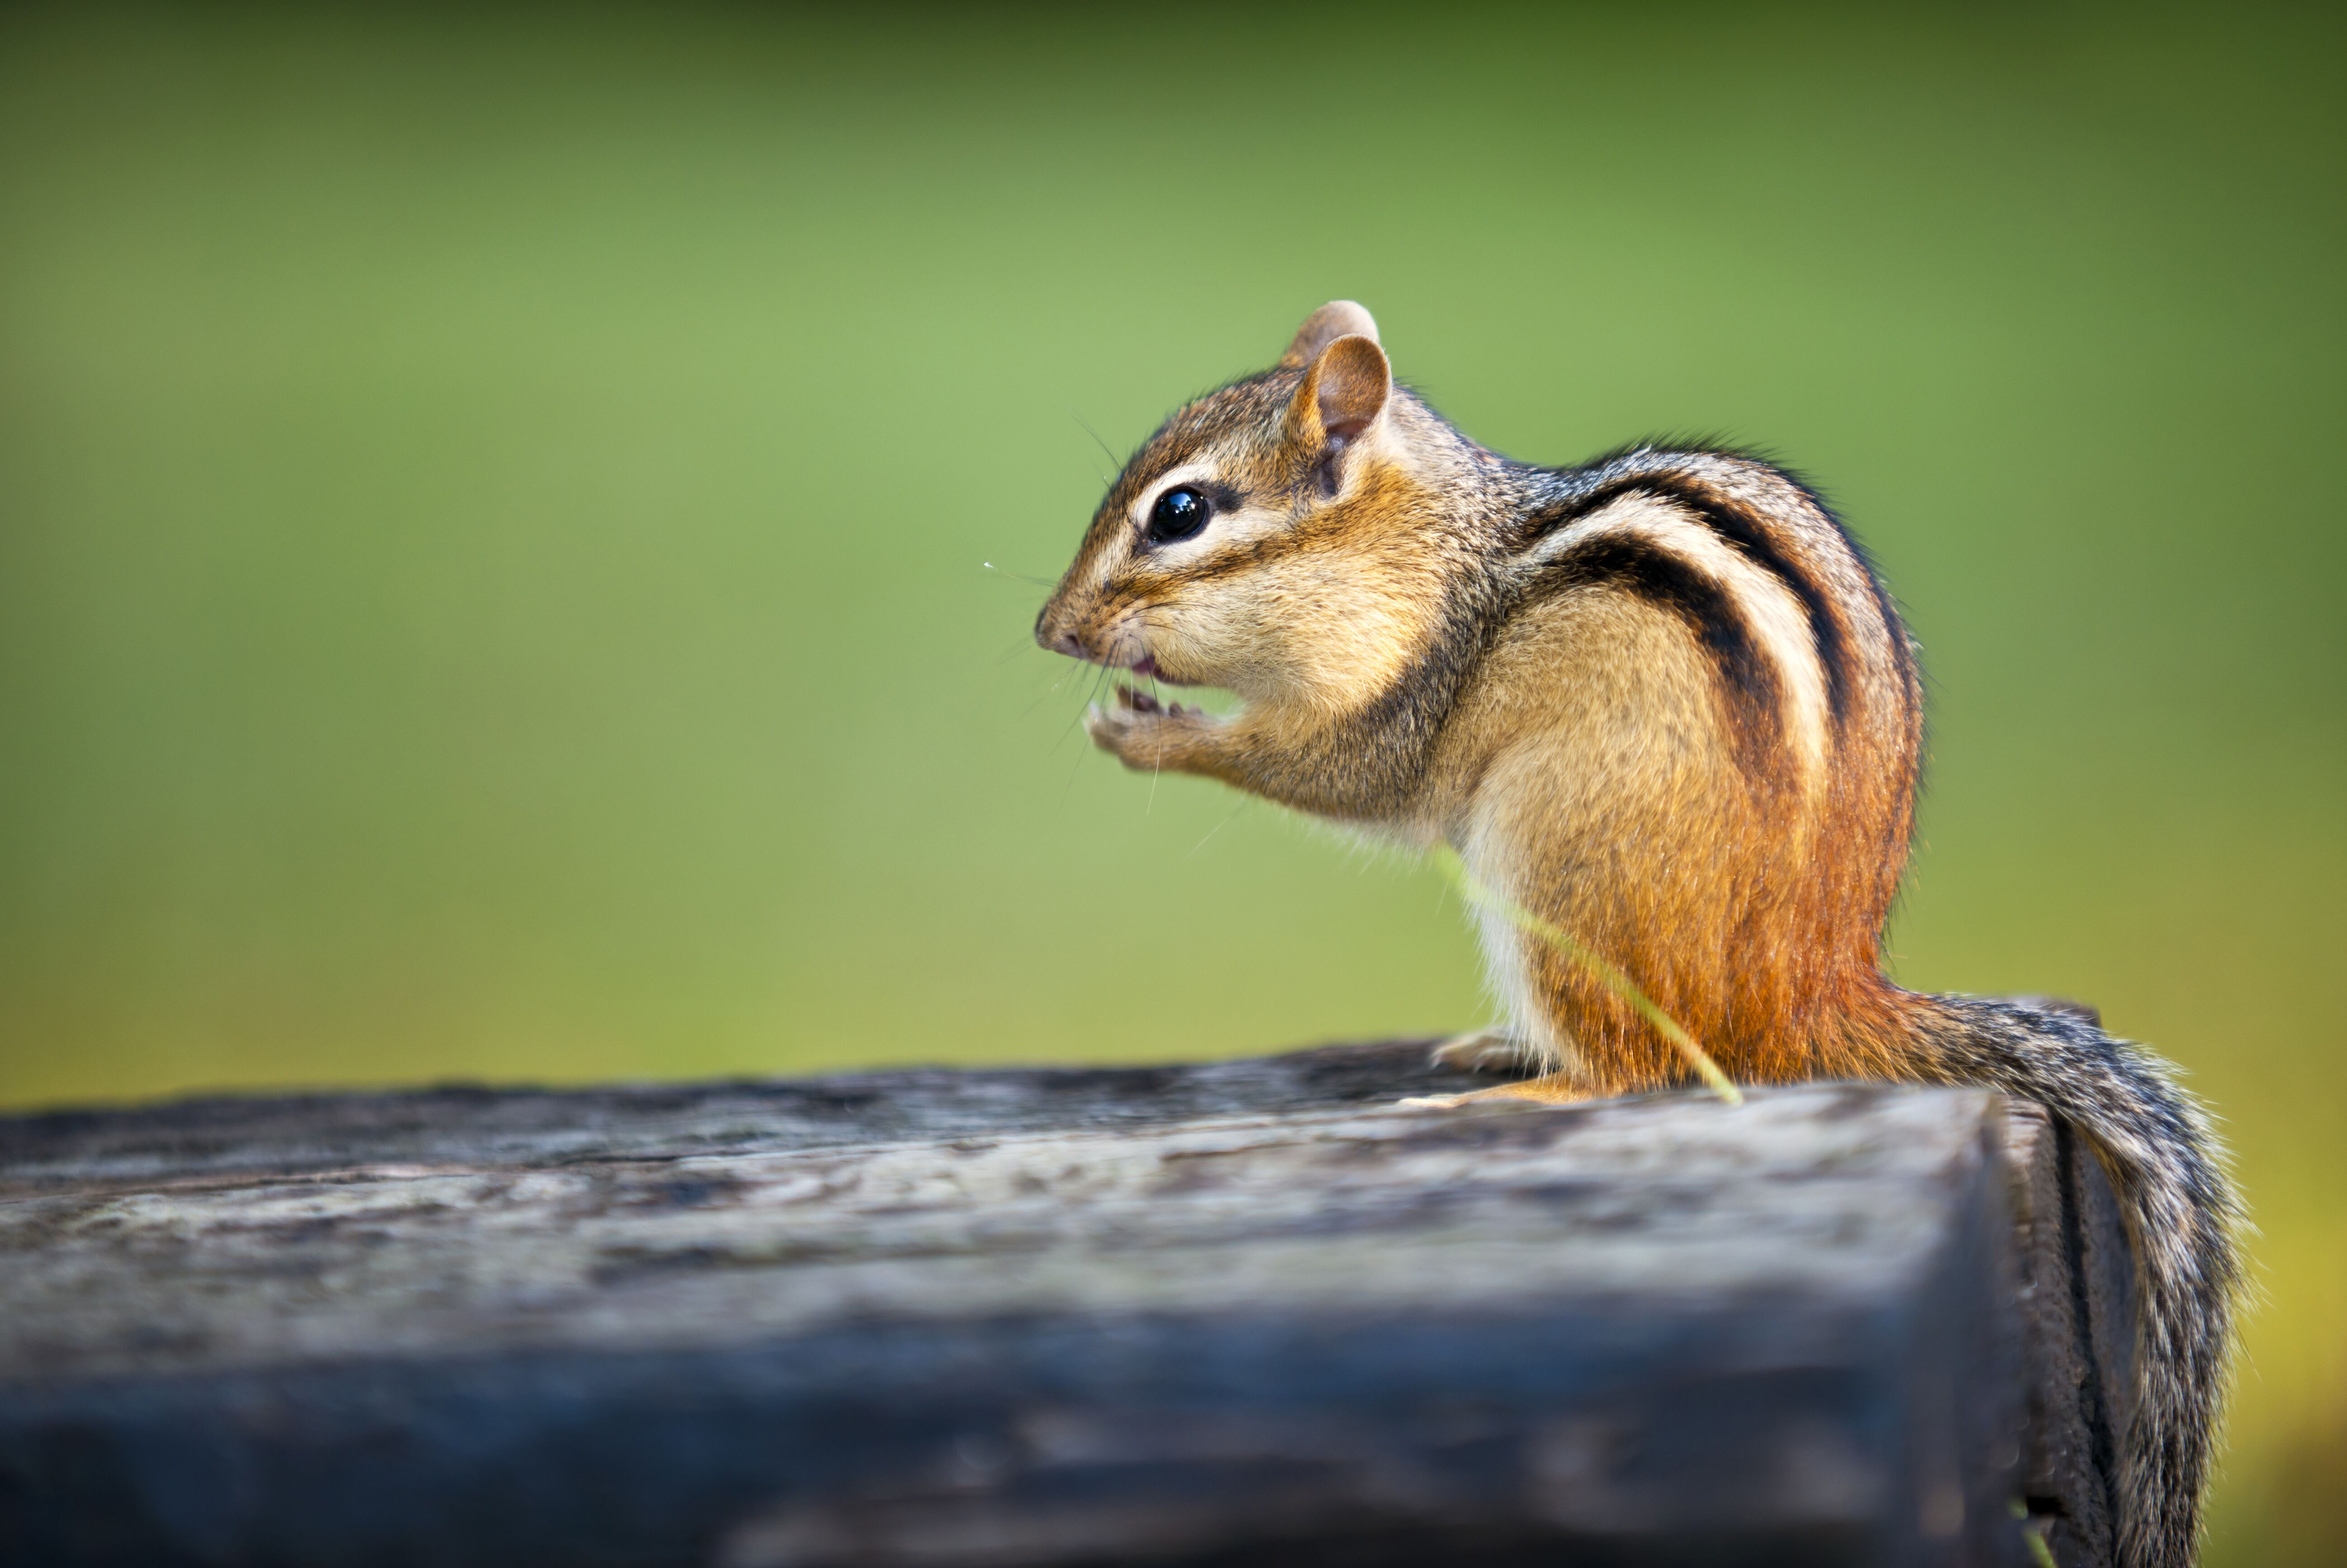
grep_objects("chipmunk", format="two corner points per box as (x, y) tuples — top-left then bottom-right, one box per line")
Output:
(1034, 302), (2241, 1568)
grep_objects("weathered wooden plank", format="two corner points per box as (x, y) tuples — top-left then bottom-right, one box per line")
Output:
(0, 1044), (2113, 1567)
(2004, 1100), (2142, 1568)
(0, 1042), (1470, 1196)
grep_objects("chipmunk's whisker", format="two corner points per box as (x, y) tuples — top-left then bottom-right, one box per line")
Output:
(1188, 798), (1247, 856)
(1074, 414), (1121, 472)
(1051, 663), (1109, 752)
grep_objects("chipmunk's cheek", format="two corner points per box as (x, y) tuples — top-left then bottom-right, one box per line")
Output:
(1106, 598), (1197, 685)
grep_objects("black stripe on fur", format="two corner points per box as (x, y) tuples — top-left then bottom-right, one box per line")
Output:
(1525, 532), (1783, 769)
(1521, 471), (1858, 726)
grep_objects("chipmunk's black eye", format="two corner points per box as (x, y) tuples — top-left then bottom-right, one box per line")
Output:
(1144, 486), (1211, 545)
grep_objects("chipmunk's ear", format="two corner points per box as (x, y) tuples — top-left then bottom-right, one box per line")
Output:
(1278, 300), (1379, 369)
(1287, 332), (1392, 449)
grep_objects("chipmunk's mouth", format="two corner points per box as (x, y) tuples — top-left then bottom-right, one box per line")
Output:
(1124, 653), (1205, 688)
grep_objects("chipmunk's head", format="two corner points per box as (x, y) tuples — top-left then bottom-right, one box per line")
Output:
(1035, 302), (1463, 714)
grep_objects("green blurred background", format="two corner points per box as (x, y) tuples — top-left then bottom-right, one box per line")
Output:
(0, 2), (2338, 1556)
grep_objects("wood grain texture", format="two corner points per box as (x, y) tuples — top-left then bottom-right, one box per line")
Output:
(0, 1042), (2122, 1567)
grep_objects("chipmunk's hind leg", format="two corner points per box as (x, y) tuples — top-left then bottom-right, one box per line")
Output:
(1428, 1028), (1537, 1075)
(1416, 1025), (1598, 1107)
(1399, 1072), (1598, 1109)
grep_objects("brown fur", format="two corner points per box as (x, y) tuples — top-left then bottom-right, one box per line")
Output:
(1037, 304), (2240, 1567)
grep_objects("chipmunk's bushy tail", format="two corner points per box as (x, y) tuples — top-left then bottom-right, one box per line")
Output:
(1916, 996), (2243, 1568)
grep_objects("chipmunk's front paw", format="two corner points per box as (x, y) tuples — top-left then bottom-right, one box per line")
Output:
(1086, 685), (1214, 771)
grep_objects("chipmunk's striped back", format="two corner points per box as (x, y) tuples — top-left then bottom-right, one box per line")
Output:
(1441, 445), (1926, 1091)
(1037, 302), (2238, 1568)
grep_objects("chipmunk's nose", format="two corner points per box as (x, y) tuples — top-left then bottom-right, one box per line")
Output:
(1035, 601), (1092, 661)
